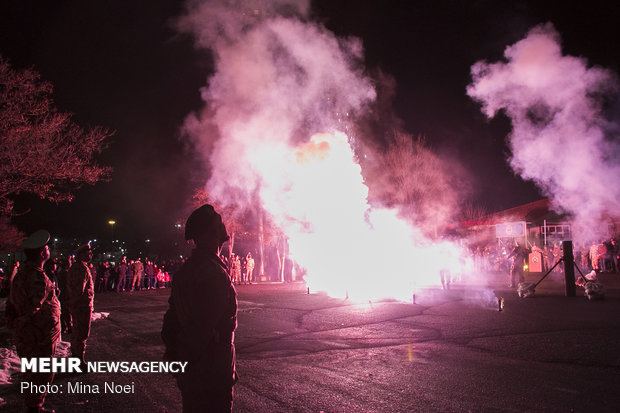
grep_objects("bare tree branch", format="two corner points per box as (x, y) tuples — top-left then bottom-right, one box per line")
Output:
(0, 55), (112, 249)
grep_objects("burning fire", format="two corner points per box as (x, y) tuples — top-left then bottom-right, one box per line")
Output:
(258, 131), (464, 301)
(176, 0), (467, 301)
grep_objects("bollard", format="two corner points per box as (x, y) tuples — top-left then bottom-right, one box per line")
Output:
(562, 240), (576, 297)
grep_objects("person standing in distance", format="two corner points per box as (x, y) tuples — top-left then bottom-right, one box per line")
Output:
(6, 230), (60, 413)
(507, 242), (530, 288)
(67, 242), (95, 367)
(245, 252), (255, 283)
(161, 204), (238, 412)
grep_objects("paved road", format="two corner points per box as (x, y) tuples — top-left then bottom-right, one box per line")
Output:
(2, 272), (620, 412)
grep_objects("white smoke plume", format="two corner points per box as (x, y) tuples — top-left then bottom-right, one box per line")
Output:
(467, 23), (620, 242)
(176, 0), (375, 207)
(176, 0), (468, 300)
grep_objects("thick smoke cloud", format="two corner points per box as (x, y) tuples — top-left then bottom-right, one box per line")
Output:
(175, 0), (470, 300)
(467, 23), (620, 242)
(176, 0), (375, 208)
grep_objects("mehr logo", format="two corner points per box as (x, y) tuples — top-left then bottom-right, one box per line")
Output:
(21, 358), (83, 373)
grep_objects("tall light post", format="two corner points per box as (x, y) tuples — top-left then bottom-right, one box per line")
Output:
(108, 220), (116, 245)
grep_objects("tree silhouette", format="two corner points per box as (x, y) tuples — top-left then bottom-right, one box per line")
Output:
(364, 131), (463, 238)
(0, 56), (112, 249)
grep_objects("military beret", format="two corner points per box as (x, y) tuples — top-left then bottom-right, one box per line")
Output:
(21, 230), (51, 250)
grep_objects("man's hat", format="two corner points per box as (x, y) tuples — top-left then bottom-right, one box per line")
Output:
(75, 242), (92, 254)
(20, 230), (50, 250)
(185, 204), (229, 243)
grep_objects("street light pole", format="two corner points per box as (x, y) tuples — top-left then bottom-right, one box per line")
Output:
(108, 220), (116, 244)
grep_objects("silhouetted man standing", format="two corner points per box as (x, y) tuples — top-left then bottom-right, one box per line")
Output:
(162, 204), (238, 412)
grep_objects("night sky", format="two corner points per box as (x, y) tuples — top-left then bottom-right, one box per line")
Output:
(1, 0), (619, 242)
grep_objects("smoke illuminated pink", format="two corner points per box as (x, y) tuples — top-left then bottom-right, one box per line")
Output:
(468, 23), (620, 242)
(178, 0), (467, 300)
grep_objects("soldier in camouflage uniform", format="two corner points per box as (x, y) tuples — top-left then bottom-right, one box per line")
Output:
(6, 230), (60, 413)
(67, 243), (95, 366)
(131, 258), (144, 291)
(162, 204), (238, 413)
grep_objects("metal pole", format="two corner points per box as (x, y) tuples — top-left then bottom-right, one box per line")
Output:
(524, 222), (528, 249)
(531, 257), (564, 289)
(562, 240), (576, 297)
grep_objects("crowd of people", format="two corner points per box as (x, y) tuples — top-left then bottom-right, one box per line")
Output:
(89, 256), (181, 293)
(3, 238), (618, 299)
(2, 213), (619, 412)
(462, 238), (620, 289)
(4, 255), (183, 301)
(0, 250), (263, 300)
(466, 238), (619, 275)
(4, 204), (240, 412)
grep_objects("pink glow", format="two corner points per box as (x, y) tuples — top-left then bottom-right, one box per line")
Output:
(257, 131), (465, 300)
(468, 23), (620, 241)
(178, 0), (467, 300)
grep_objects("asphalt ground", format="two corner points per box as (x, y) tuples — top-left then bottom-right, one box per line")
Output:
(1, 270), (620, 412)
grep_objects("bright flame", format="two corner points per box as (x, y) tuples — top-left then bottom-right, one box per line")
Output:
(258, 131), (464, 301)
(177, 1), (467, 302)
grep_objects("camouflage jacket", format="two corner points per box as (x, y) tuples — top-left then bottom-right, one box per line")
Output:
(6, 262), (61, 343)
(67, 260), (95, 309)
